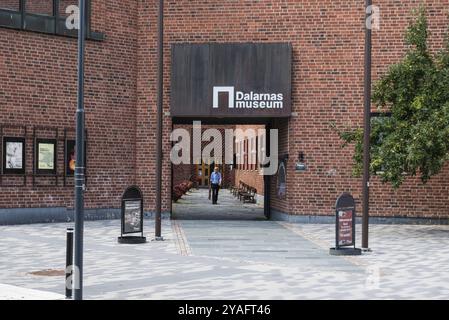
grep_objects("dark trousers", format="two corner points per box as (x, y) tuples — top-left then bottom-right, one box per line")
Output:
(211, 183), (220, 204)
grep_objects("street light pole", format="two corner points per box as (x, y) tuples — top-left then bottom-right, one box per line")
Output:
(74, 0), (86, 300)
(155, 0), (164, 240)
(362, 0), (372, 251)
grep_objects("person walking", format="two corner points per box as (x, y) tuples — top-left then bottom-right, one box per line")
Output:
(210, 167), (222, 205)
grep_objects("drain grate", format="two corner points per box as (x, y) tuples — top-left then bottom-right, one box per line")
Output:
(28, 269), (65, 277)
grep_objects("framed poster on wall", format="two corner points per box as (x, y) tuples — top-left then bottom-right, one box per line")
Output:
(123, 200), (143, 234)
(35, 139), (57, 175)
(277, 161), (286, 200)
(2, 137), (26, 175)
(65, 140), (87, 176)
(65, 140), (76, 176)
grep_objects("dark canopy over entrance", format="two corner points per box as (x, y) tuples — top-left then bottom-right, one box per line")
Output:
(170, 42), (292, 220)
(171, 43), (292, 119)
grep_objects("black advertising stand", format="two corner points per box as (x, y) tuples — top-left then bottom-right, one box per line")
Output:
(329, 192), (362, 256)
(118, 186), (147, 244)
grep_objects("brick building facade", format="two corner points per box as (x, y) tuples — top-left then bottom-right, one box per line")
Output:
(0, 0), (448, 224)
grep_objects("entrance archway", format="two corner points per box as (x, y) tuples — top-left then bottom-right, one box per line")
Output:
(170, 118), (273, 221)
(169, 42), (291, 221)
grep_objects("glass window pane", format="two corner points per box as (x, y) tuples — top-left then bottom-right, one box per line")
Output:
(26, 0), (53, 16)
(59, 0), (78, 18)
(0, 1), (20, 11)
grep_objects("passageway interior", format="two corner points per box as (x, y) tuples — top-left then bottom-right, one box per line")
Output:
(172, 188), (265, 220)
(171, 122), (269, 221)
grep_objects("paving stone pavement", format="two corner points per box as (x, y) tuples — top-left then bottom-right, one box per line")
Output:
(281, 222), (449, 299)
(177, 220), (359, 271)
(172, 188), (265, 220)
(0, 213), (449, 299)
(0, 284), (64, 300)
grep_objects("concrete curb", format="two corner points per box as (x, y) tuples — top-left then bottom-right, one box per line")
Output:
(270, 209), (449, 225)
(0, 207), (171, 226)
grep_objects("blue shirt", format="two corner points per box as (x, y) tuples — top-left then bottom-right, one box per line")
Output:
(210, 172), (222, 185)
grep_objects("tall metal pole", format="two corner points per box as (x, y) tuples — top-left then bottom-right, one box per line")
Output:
(74, 0), (86, 300)
(362, 0), (372, 251)
(65, 228), (74, 299)
(155, 0), (164, 240)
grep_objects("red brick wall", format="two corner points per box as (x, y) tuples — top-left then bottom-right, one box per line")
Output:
(368, 2), (449, 218)
(158, 0), (449, 218)
(1, 0), (448, 219)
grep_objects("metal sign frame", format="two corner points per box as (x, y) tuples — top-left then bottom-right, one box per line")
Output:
(120, 186), (144, 238)
(121, 198), (144, 237)
(171, 42), (292, 118)
(335, 193), (356, 250)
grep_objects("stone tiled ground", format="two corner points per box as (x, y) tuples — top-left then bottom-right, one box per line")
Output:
(1, 218), (448, 299)
(172, 188), (265, 220)
(282, 222), (449, 299)
(0, 284), (64, 300)
(0, 190), (448, 299)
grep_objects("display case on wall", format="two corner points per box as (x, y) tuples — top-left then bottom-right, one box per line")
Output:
(0, 125), (27, 187)
(3, 137), (26, 175)
(0, 124), (88, 188)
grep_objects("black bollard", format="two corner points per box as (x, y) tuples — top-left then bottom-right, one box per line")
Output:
(65, 227), (74, 299)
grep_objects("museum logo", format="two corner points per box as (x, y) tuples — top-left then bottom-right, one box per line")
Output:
(213, 86), (284, 110)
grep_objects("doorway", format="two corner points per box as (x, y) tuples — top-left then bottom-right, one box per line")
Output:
(171, 120), (271, 221)
(195, 161), (209, 187)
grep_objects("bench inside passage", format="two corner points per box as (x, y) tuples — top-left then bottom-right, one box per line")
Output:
(173, 180), (194, 202)
(229, 181), (257, 203)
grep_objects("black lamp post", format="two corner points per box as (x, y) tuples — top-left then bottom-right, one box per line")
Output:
(74, 0), (86, 300)
(155, 0), (164, 240)
(362, 0), (372, 251)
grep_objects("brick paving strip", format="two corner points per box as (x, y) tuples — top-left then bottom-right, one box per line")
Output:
(171, 219), (192, 256)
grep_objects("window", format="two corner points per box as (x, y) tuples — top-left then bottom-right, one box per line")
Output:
(237, 141), (241, 170)
(244, 140), (248, 170)
(250, 137), (257, 170)
(26, 0), (53, 16)
(238, 140), (243, 170)
(0, 1), (20, 11)
(255, 136), (259, 169)
(0, 0), (104, 40)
